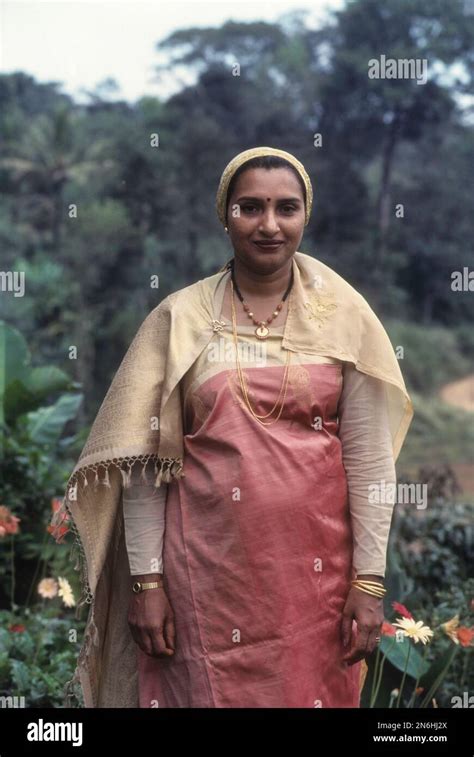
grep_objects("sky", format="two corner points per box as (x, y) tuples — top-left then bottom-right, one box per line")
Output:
(0, 0), (345, 104)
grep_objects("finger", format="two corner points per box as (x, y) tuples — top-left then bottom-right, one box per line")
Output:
(341, 615), (353, 648)
(343, 647), (368, 666)
(164, 616), (176, 653)
(140, 630), (155, 657)
(149, 626), (171, 657)
(365, 627), (382, 657)
(129, 623), (152, 657)
(343, 626), (370, 664)
(343, 637), (370, 665)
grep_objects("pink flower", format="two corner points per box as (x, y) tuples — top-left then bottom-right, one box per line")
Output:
(391, 601), (413, 619)
(9, 623), (26, 633)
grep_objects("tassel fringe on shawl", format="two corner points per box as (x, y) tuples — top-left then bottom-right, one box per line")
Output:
(50, 453), (184, 707)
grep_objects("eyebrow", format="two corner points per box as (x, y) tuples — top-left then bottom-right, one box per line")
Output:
(235, 196), (302, 203)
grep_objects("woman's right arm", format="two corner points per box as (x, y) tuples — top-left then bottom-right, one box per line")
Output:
(123, 463), (175, 657)
(122, 462), (167, 577)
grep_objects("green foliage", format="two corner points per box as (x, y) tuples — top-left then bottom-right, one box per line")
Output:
(398, 393), (474, 472)
(0, 322), (83, 609)
(378, 634), (430, 679)
(390, 501), (473, 607)
(385, 321), (472, 394)
(361, 500), (474, 707)
(0, 607), (86, 708)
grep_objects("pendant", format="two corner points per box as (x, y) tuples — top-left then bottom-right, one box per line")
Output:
(255, 323), (269, 340)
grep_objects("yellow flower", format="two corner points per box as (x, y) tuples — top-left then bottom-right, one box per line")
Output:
(37, 577), (58, 599)
(441, 614), (460, 644)
(393, 617), (434, 644)
(57, 576), (76, 607)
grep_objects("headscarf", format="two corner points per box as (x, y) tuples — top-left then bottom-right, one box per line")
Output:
(215, 146), (313, 227)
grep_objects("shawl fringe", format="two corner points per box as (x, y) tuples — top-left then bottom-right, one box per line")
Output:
(50, 453), (184, 707)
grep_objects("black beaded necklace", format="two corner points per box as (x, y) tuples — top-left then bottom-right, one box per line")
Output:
(230, 258), (294, 340)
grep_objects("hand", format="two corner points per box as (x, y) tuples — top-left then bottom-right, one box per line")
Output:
(128, 588), (176, 658)
(341, 586), (384, 666)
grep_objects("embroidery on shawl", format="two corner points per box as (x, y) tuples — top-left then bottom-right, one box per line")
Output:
(304, 290), (338, 328)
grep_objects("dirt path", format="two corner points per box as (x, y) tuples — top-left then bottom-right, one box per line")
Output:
(439, 374), (474, 413)
(429, 374), (474, 499)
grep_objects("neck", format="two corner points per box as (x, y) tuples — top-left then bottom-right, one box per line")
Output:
(232, 256), (293, 299)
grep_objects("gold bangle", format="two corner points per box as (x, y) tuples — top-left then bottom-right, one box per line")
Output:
(352, 580), (386, 591)
(352, 585), (386, 598)
(352, 579), (386, 589)
(351, 581), (386, 598)
(355, 580), (385, 586)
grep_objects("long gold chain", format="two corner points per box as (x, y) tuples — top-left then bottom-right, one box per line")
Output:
(230, 277), (292, 426)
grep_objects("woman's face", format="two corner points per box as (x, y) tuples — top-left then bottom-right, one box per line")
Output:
(226, 167), (306, 275)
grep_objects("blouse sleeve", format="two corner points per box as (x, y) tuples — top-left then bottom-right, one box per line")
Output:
(122, 463), (168, 576)
(338, 362), (397, 578)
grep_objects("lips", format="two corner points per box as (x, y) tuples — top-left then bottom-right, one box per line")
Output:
(253, 241), (284, 249)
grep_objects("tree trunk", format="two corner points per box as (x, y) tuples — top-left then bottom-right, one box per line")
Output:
(374, 113), (401, 267)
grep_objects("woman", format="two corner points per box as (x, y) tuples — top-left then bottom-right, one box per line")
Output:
(51, 147), (414, 708)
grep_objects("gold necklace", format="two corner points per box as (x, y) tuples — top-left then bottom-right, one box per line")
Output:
(230, 277), (292, 426)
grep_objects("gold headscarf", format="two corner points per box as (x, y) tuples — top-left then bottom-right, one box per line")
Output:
(215, 146), (313, 227)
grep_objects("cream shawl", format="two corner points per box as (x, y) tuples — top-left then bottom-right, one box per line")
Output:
(50, 251), (414, 707)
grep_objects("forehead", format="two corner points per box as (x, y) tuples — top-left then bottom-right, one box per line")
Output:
(230, 167), (304, 198)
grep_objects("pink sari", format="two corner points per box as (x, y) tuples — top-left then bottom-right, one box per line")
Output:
(137, 316), (362, 707)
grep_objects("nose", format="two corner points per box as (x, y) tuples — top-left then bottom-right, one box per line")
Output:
(259, 207), (280, 235)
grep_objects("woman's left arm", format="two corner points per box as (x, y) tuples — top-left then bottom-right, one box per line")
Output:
(337, 362), (397, 664)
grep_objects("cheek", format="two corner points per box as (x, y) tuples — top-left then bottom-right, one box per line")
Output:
(284, 218), (305, 235)
(230, 218), (256, 236)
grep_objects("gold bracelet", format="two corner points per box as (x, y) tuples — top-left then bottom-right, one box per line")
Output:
(352, 579), (386, 589)
(352, 585), (386, 598)
(351, 580), (386, 598)
(354, 579), (386, 588)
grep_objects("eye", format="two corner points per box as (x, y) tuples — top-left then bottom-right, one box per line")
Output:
(241, 204), (259, 213)
(281, 204), (297, 213)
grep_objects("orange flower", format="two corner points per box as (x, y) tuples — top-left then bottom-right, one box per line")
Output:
(382, 620), (396, 636)
(391, 601), (413, 620)
(456, 626), (474, 647)
(0, 505), (21, 537)
(442, 616), (474, 647)
(442, 614), (460, 643)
